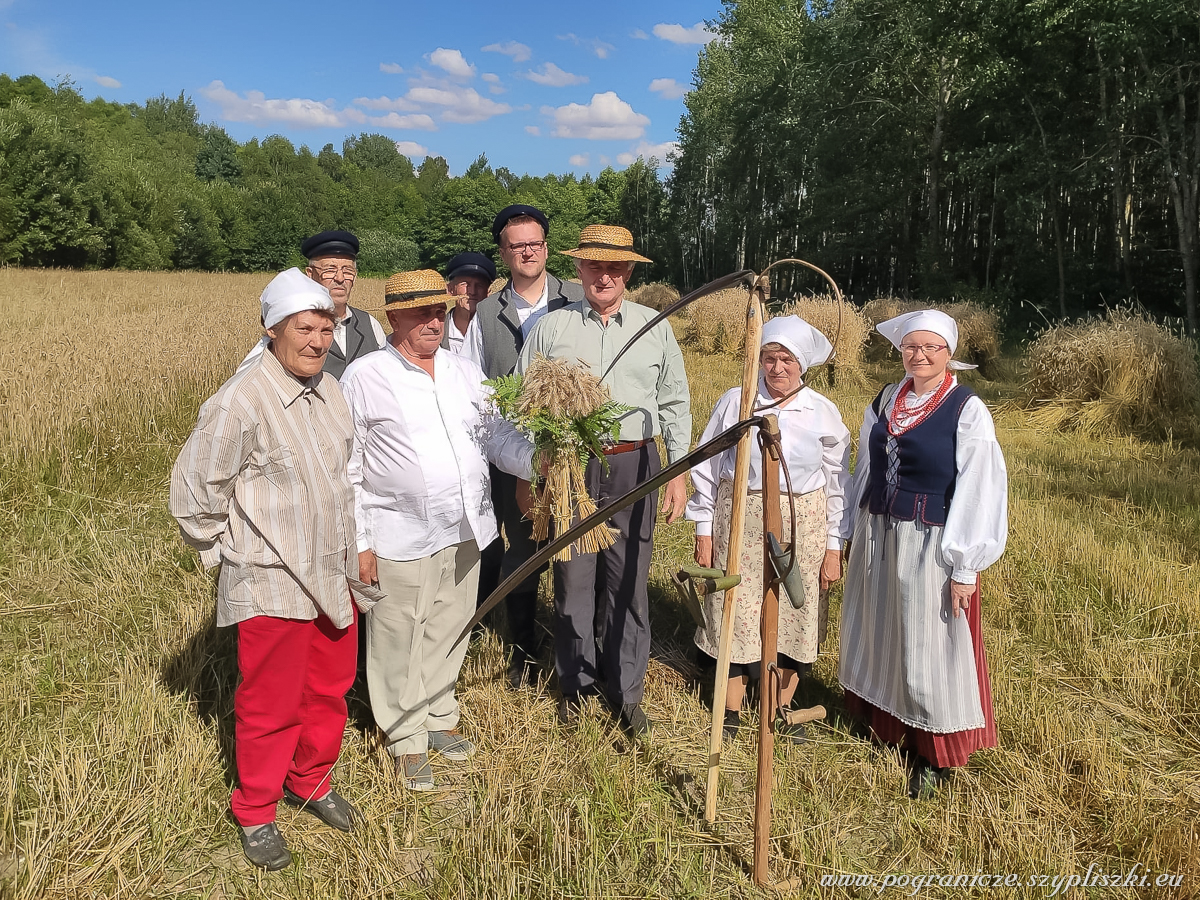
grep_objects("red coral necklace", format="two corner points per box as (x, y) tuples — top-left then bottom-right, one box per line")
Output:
(888, 372), (953, 436)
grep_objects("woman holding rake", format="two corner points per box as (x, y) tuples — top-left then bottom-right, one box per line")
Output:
(686, 316), (851, 741)
(839, 309), (1008, 798)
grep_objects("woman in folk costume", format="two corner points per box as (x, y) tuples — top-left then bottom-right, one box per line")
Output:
(687, 316), (851, 741)
(839, 309), (1008, 798)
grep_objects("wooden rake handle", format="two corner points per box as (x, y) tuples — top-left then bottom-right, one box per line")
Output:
(781, 705), (827, 727)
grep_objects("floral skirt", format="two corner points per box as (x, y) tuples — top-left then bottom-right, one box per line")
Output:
(694, 481), (827, 665)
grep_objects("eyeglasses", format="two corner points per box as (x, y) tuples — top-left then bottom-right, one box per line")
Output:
(899, 343), (948, 356)
(311, 266), (357, 281)
(504, 240), (546, 254)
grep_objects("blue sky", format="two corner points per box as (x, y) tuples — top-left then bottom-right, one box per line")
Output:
(1, 0), (723, 177)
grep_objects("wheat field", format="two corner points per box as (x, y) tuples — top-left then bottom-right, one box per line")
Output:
(2, 269), (1198, 899)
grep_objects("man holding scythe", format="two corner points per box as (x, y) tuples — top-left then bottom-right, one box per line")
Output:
(517, 224), (691, 736)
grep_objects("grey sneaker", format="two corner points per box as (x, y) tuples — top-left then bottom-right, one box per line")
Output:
(428, 729), (475, 761)
(239, 822), (292, 871)
(396, 752), (434, 791)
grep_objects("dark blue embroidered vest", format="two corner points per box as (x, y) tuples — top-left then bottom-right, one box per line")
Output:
(862, 383), (976, 526)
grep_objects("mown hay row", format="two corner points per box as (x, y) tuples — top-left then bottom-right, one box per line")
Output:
(861, 297), (1001, 374)
(1023, 309), (1200, 442)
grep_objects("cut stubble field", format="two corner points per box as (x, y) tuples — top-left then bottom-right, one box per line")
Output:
(1, 269), (1197, 899)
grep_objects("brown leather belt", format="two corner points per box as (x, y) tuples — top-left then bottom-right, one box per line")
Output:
(600, 438), (652, 455)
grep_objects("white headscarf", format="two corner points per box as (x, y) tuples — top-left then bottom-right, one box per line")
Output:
(760, 315), (834, 374)
(875, 309), (977, 371)
(260, 267), (334, 330)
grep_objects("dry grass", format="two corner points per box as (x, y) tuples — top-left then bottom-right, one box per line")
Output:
(861, 297), (1002, 374)
(488, 276), (507, 295)
(684, 286), (754, 354)
(628, 282), (681, 312)
(1023, 309), (1200, 442)
(2, 269), (1198, 898)
(776, 294), (870, 386)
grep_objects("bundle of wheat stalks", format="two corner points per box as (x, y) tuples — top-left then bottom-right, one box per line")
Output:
(1023, 309), (1200, 441)
(489, 356), (627, 561)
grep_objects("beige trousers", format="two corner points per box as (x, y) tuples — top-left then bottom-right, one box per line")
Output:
(368, 541), (480, 757)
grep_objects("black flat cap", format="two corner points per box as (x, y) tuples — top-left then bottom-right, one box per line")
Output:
(445, 251), (498, 283)
(301, 230), (359, 259)
(492, 205), (549, 244)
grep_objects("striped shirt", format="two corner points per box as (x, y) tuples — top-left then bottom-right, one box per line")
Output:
(170, 347), (358, 628)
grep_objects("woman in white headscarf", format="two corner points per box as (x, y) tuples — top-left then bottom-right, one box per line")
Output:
(839, 309), (1008, 798)
(687, 316), (850, 741)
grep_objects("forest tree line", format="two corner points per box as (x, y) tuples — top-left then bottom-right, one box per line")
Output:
(3, 0), (1199, 336)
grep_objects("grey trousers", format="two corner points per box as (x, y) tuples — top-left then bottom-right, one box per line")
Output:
(552, 444), (660, 707)
(368, 541), (480, 757)
(478, 465), (546, 655)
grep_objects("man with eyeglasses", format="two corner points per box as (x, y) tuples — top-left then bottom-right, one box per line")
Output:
(462, 205), (585, 690)
(236, 231), (387, 379)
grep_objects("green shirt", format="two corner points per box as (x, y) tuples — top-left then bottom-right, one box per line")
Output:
(517, 297), (692, 464)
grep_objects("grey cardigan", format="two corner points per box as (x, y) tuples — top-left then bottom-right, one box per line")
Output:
(471, 274), (584, 378)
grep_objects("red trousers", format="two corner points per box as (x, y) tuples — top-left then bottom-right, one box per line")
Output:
(231, 611), (357, 826)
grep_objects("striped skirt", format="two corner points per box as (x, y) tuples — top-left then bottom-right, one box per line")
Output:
(838, 512), (996, 767)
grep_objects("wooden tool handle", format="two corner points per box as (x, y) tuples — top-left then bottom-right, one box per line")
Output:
(782, 705), (827, 726)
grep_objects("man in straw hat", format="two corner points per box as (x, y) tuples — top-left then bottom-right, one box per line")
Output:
(171, 268), (374, 871)
(518, 224), (691, 737)
(236, 230), (387, 379)
(341, 270), (535, 790)
(462, 205), (586, 690)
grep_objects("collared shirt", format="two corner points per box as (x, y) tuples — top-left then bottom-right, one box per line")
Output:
(462, 278), (550, 369)
(445, 311), (469, 354)
(341, 342), (535, 562)
(235, 306), (387, 376)
(517, 297), (692, 464)
(170, 349), (358, 628)
(685, 377), (851, 549)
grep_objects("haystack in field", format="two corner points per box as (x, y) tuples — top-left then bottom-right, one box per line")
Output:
(489, 276), (507, 295)
(628, 282), (681, 312)
(777, 294), (869, 385)
(862, 297), (1001, 375)
(1023, 310), (1200, 441)
(685, 286), (752, 353)
(488, 356), (627, 560)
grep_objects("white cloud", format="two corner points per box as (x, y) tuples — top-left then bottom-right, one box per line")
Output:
(200, 80), (344, 128)
(599, 154), (611, 165)
(631, 29), (648, 40)
(557, 33), (616, 59)
(353, 94), (421, 112)
(379, 62), (404, 74)
(429, 48), (475, 80)
(525, 125), (541, 136)
(395, 141), (429, 157)
(543, 92), (649, 141)
(569, 153), (590, 166)
(408, 85), (511, 124)
(482, 41), (532, 63)
(524, 63), (588, 88)
(617, 140), (679, 166)
(648, 77), (687, 100)
(94, 74), (121, 89)
(481, 73), (506, 95)
(368, 112), (437, 131)
(653, 22), (718, 45)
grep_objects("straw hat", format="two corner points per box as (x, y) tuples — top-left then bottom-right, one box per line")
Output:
(383, 269), (452, 311)
(560, 224), (652, 263)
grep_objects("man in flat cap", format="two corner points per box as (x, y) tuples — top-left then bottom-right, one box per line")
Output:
(462, 205), (585, 690)
(442, 251), (497, 354)
(236, 230), (387, 379)
(518, 224), (691, 737)
(171, 268), (377, 870)
(341, 270), (534, 790)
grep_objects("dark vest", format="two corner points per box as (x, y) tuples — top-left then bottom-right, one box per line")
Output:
(472, 274), (585, 378)
(863, 383), (976, 526)
(323, 306), (380, 379)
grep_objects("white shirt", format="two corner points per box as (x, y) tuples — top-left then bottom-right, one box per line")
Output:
(234, 307), (387, 376)
(340, 343), (535, 562)
(840, 375), (1008, 582)
(685, 377), (851, 549)
(444, 311), (469, 354)
(461, 279), (550, 369)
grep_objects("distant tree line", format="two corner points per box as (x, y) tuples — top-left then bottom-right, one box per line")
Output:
(669, 0), (1200, 334)
(0, 74), (671, 285)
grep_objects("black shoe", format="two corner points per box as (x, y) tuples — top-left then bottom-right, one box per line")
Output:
(906, 759), (949, 799)
(618, 702), (652, 738)
(557, 693), (584, 725)
(506, 650), (537, 690)
(722, 709), (741, 741)
(282, 787), (360, 832)
(239, 822), (292, 871)
(774, 713), (809, 745)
